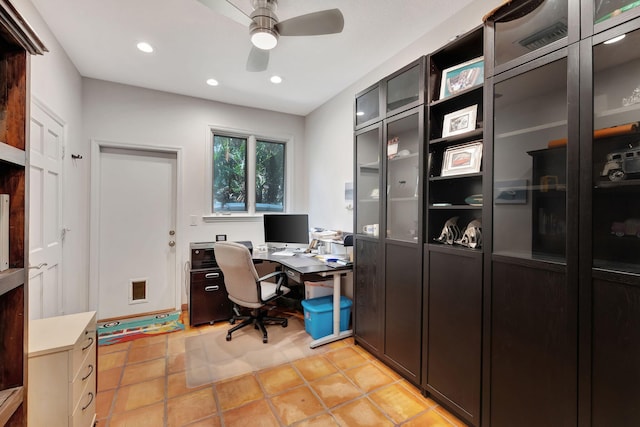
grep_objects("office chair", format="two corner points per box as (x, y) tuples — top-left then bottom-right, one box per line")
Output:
(214, 241), (291, 343)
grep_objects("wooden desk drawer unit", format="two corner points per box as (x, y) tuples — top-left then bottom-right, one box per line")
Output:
(28, 311), (97, 427)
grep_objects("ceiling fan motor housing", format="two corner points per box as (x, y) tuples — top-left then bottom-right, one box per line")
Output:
(250, 0), (279, 46)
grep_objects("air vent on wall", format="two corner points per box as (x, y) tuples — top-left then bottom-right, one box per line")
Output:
(519, 20), (568, 51)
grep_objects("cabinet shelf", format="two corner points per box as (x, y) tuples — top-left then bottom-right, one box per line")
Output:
(595, 179), (640, 189)
(0, 142), (26, 167)
(358, 161), (380, 171)
(429, 204), (482, 210)
(428, 242), (483, 255)
(389, 196), (419, 202)
(0, 386), (23, 426)
(429, 172), (483, 181)
(430, 84), (483, 108)
(496, 119), (567, 139)
(0, 268), (25, 296)
(429, 128), (483, 146)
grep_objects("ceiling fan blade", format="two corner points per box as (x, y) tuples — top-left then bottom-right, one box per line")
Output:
(275, 9), (344, 36)
(246, 46), (269, 72)
(196, 0), (253, 27)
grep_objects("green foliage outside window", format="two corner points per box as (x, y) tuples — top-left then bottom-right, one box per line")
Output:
(256, 140), (285, 212)
(213, 135), (247, 212)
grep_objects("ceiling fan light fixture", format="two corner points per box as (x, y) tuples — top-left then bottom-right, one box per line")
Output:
(251, 28), (278, 50)
(136, 42), (154, 53)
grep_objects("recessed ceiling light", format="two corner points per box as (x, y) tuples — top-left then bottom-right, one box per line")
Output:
(136, 42), (154, 53)
(604, 34), (626, 44)
(270, 75), (282, 84)
(206, 78), (219, 86)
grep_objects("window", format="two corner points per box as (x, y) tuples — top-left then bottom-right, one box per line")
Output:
(212, 131), (286, 214)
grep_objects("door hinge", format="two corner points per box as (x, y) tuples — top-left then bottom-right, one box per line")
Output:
(61, 145), (65, 159)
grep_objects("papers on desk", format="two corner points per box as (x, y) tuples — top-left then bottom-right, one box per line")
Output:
(272, 251), (296, 256)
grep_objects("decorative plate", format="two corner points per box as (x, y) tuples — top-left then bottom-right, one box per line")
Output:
(465, 194), (483, 206)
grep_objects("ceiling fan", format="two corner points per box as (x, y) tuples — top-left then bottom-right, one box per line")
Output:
(197, 0), (344, 72)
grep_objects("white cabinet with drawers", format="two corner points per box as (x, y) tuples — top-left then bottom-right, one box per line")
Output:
(28, 311), (97, 427)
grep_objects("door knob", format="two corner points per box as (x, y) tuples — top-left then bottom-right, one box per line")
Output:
(168, 241), (175, 247)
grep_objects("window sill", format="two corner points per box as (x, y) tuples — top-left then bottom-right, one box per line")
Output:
(202, 214), (263, 223)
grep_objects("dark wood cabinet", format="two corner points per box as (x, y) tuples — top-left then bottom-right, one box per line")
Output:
(424, 245), (482, 426)
(0, 3), (46, 425)
(189, 269), (233, 327)
(353, 238), (382, 352)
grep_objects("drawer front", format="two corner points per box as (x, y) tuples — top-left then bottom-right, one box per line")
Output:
(71, 371), (96, 427)
(283, 267), (301, 283)
(70, 317), (97, 380)
(71, 343), (96, 409)
(189, 269), (233, 326)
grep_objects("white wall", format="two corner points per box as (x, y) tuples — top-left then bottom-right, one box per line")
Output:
(82, 79), (306, 305)
(13, 0), (87, 314)
(304, 0), (504, 233)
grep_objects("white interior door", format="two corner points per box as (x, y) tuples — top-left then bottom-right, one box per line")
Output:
(29, 101), (64, 320)
(95, 146), (177, 319)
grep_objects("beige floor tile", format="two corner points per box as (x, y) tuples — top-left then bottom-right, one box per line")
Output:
(215, 374), (264, 411)
(109, 402), (165, 427)
(168, 335), (187, 355)
(369, 383), (434, 424)
(401, 408), (458, 426)
(168, 351), (186, 374)
(293, 355), (338, 381)
(127, 341), (166, 364)
(331, 397), (394, 427)
(96, 389), (115, 420)
(98, 341), (131, 355)
(98, 351), (128, 372)
(97, 366), (123, 392)
(185, 416), (223, 427)
(294, 413), (341, 426)
(222, 399), (280, 427)
(113, 377), (166, 414)
(433, 405), (468, 427)
(310, 372), (361, 408)
(324, 347), (367, 370)
(167, 388), (217, 427)
(120, 358), (166, 386)
(344, 362), (394, 392)
(168, 370), (209, 398)
(258, 364), (304, 395)
(270, 385), (325, 425)
(130, 333), (167, 348)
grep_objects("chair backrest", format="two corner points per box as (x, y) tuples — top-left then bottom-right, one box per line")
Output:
(214, 242), (261, 307)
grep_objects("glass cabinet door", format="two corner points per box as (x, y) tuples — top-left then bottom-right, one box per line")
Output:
(356, 124), (382, 238)
(594, 0), (640, 25)
(592, 26), (640, 274)
(493, 58), (568, 261)
(385, 108), (421, 243)
(386, 61), (422, 114)
(355, 85), (380, 128)
(493, 0), (568, 67)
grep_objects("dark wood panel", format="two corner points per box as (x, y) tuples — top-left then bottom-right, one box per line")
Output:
(426, 250), (481, 425)
(354, 239), (382, 352)
(384, 243), (421, 382)
(490, 260), (576, 427)
(0, 50), (26, 150)
(592, 277), (640, 426)
(0, 166), (24, 268)
(189, 269), (233, 327)
(0, 285), (23, 390)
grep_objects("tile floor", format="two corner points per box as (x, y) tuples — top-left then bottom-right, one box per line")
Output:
(96, 312), (467, 426)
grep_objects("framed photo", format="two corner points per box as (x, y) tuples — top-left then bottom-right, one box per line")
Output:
(441, 141), (483, 177)
(439, 56), (484, 100)
(442, 105), (477, 138)
(495, 179), (528, 204)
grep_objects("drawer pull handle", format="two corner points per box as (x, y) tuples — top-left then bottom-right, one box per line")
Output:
(82, 364), (94, 381)
(82, 392), (94, 411)
(82, 337), (94, 351)
(205, 285), (220, 292)
(286, 270), (295, 277)
(205, 272), (220, 279)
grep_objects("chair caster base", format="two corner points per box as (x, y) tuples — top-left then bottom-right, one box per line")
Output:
(226, 333), (232, 341)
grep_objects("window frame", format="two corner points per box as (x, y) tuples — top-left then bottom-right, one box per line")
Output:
(204, 126), (293, 221)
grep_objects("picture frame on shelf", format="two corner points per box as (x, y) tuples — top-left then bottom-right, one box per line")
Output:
(442, 105), (478, 137)
(439, 56), (484, 100)
(441, 141), (483, 177)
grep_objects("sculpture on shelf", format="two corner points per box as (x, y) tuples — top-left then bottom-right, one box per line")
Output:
(434, 216), (461, 245)
(611, 218), (640, 238)
(456, 219), (483, 249)
(601, 144), (640, 181)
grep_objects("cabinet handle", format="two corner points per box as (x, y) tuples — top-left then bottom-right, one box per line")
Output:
(82, 337), (94, 351)
(204, 285), (219, 292)
(82, 392), (94, 411)
(205, 272), (220, 279)
(82, 364), (94, 381)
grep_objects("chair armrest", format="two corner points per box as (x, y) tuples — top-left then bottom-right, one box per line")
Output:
(257, 270), (287, 294)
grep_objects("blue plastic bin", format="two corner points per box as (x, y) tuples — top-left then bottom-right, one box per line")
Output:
(300, 295), (352, 340)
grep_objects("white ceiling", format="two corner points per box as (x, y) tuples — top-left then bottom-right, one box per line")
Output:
(30, 0), (475, 116)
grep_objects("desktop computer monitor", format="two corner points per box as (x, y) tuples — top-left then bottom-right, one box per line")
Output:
(263, 214), (309, 248)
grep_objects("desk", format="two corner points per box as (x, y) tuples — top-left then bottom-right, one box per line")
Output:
(253, 251), (353, 348)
